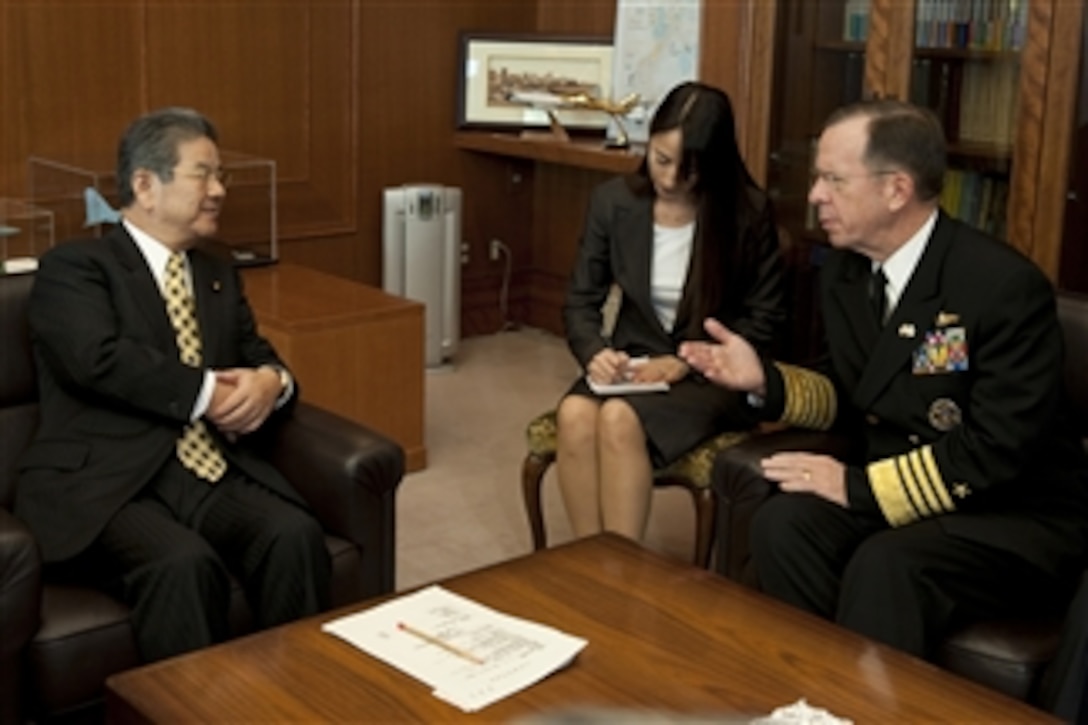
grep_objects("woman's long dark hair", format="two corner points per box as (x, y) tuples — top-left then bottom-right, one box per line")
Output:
(630, 82), (767, 338)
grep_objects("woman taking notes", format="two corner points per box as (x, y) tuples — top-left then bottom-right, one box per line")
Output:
(556, 81), (786, 541)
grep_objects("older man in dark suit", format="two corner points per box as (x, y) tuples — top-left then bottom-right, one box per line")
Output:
(15, 107), (329, 661)
(681, 99), (1088, 659)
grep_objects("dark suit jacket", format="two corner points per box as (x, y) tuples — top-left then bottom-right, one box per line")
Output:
(563, 175), (784, 365)
(14, 225), (304, 563)
(561, 175), (785, 463)
(762, 211), (1088, 575)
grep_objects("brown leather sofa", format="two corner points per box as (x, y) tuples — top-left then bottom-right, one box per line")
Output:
(0, 270), (405, 723)
(712, 290), (1088, 709)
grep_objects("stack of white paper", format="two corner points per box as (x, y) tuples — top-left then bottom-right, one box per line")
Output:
(322, 585), (588, 712)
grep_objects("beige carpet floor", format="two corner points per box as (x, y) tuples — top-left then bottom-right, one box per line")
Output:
(395, 327), (698, 591)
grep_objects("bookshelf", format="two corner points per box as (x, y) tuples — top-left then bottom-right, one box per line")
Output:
(762, 0), (1084, 361)
(868, 0), (1083, 285)
(905, 0), (1026, 243)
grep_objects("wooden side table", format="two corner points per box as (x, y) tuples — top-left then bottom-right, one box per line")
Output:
(242, 263), (426, 471)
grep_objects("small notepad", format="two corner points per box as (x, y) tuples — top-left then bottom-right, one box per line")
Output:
(586, 377), (669, 395)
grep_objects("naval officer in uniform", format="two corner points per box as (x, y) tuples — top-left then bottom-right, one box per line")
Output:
(681, 99), (1088, 659)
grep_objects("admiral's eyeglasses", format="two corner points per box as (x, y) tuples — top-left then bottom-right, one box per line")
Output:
(810, 169), (896, 193)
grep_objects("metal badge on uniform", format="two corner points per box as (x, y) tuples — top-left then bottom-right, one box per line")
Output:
(936, 311), (960, 326)
(912, 326), (969, 374)
(928, 398), (962, 432)
(212, 280), (222, 292)
(898, 323), (916, 338)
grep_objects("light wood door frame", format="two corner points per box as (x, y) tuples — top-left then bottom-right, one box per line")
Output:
(1011, 0), (1084, 280)
(866, 0), (916, 101)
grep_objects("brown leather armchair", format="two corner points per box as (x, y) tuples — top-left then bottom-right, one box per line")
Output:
(712, 290), (1088, 709)
(0, 271), (405, 723)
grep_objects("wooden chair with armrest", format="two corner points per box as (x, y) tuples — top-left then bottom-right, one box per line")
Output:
(523, 412), (749, 567)
(712, 290), (1088, 708)
(0, 271), (405, 723)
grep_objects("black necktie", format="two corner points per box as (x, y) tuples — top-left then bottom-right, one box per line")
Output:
(870, 266), (888, 325)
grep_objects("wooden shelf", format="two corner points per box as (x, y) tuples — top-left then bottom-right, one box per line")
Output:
(813, 40), (867, 53)
(914, 46), (1020, 61)
(948, 140), (1013, 162)
(455, 131), (644, 175)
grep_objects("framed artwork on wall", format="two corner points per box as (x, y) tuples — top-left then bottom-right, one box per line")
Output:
(456, 33), (614, 132)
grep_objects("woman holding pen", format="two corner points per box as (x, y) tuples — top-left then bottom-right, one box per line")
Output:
(556, 81), (786, 542)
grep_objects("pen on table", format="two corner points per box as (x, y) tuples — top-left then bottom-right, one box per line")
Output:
(396, 622), (486, 665)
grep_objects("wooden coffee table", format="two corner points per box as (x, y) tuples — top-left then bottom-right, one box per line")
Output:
(106, 534), (1055, 722)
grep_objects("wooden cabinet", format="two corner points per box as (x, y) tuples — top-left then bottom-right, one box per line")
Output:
(242, 263), (427, 472)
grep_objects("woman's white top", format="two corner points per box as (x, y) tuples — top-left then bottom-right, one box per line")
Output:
(650, 221), (695, 332)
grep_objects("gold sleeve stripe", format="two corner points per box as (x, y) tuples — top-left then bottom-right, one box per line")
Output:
(895, 455), (933, 518)
(869, 458), (916, 526)
(869, 445), (958, 527)
(774, 363), (837, 430)
(921, 445), (955, 510)
(906, 450), (943, 514)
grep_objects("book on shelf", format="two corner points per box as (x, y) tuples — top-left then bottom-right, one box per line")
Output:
(915, 0), (1029, 50)
(843, 52), (865, 106)
(941, 169), (1010, 238)
(910, 58), (933, 107)
(842, 0), (871, 42)
(931, 59), (964, 142)
(956, 57), (1017, 146)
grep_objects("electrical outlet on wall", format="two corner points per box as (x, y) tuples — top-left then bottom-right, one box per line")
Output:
(489, 239), (502, 262)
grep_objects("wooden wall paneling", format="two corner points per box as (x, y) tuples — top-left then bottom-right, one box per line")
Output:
(275, 230), (364, 279)
(1, 2), (145, 201)
(357, 1), (532, 288)
(2, 0), (359, 269)
(536, 0), (615, 35)
(526, 164), (608, 335)
(1031, 0), (1084, 280)
(0, 0), (13, 195)
(145, 1), (358, 251)
(697, 1), (783, 185)
(737, 1), (777, 186)
(457, 151), (536, 337)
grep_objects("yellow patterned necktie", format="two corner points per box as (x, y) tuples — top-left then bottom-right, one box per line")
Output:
(163, 252), (227, 482)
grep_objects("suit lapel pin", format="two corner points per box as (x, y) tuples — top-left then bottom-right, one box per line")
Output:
(936, 311), (960, 326)
(898, 323), (916, 338)
(212, 280), (221, 292)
